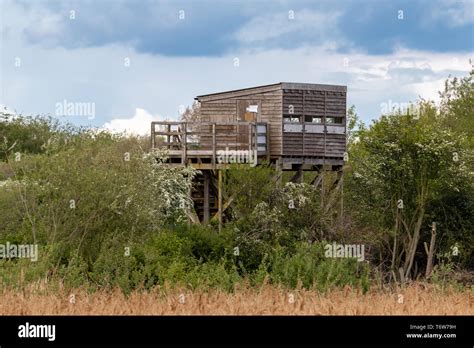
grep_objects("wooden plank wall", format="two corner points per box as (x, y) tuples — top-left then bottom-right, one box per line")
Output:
(282, 89), (346, 158)
(199, 88), (283, 157)
(325, 91), (347, 118)
(198, 84), (346, 160)
(197, 124), (252, 151)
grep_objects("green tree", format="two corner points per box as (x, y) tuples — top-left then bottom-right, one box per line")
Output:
(347, 101), (468, 281)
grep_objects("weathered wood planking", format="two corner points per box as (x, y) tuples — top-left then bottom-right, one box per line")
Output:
(281, 85), (346, 158)
(195, 82), (347, 161)
(197, 86), (282, 157)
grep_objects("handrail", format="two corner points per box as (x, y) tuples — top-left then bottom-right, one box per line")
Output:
(151, 121), (259, 126)
(151, 121), (268, 165)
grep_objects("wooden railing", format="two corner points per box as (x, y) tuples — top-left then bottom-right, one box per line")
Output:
(151, 121), (268, 165)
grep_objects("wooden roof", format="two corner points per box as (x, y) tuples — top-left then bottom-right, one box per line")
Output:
(195, 82), (347, 102)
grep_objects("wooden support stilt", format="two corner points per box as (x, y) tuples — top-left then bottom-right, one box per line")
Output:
(187, 183), (191, 228)
(323, 170), (344, 214)
(289, 165), (303, 183)
(218, 170), (223, 232)
(203, 171), (210, 224)
(321, 171), (325, 208)
(311, 171), (322, 188)
(211, 195), (234, 222)
(185, 184), (200, 227)
(340, 170), (344, 225)
(275, 160), (283, 187)
(273, 172), (283, 186)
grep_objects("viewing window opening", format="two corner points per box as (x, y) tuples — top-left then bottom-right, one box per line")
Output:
(325, 117), (343, 124)
(305, 116), (323, 123)
(283, 115), (301, 123)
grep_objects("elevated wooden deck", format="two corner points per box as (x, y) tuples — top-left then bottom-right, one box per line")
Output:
(151, 121), (345, 170)
(151, 121), (268, 169)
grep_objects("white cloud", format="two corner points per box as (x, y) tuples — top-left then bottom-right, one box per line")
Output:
(3, 41), (471, 127)
(2, 2), (472, 127)
(410, 78), (447, 101)
(26, 10), (64, 41)
(429, 0), (474, 27)
(235, 9), (344, 47)
(102, 108), (165, 136)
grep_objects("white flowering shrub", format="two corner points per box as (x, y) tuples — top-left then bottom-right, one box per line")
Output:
(1, 131), (197, 265)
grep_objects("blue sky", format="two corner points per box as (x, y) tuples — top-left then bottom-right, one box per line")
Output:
(1, 0), (473, 133)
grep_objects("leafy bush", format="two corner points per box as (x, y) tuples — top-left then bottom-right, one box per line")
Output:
(265, 242), (370, 292)
(0, 131), (196, 263)
(2, 69), (472, 293)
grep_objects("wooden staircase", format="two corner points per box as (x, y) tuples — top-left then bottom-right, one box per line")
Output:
(191, 171), (218, 223)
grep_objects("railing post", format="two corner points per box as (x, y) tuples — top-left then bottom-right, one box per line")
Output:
(253, 123), (258, 165)
(248, 123), (252, 154)
(150, 122), (155, 149)
(182, 122), (187, 165)
(265, 124), (270, 161)
(212, 123), (216, 169)
(150, 121), (268, 167)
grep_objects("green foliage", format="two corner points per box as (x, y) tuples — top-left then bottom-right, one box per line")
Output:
(0, 131), (195, 256)
(0, 126), (200, 292)
(0, 113), (65, 161)
(440, 68), (474, 149)
(265, 243), (370, 292)
(346, 95), (473, 279)
(225, 163), (275, 218)
(1, 70), (472, 292)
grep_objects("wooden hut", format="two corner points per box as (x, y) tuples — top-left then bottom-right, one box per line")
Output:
(152, 82), (346, 169)
(151, 82), (347, 226)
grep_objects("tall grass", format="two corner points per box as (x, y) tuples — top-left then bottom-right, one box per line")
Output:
(0, 283), (471, 315)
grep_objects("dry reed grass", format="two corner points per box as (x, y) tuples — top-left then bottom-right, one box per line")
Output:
(1, 283), (472, 315)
